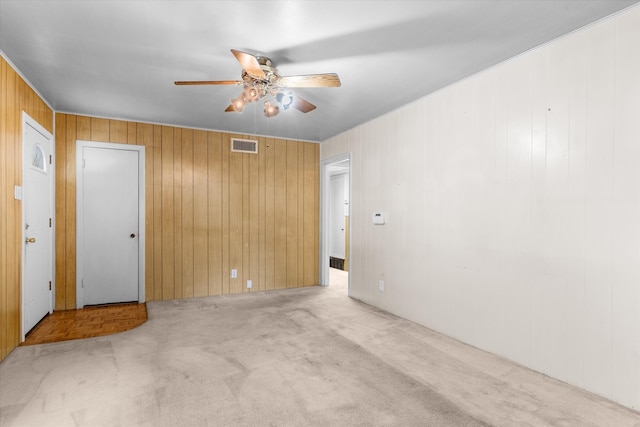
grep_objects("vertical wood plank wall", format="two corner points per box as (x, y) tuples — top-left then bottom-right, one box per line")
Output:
(0, 56), (54, 361)
(55, 114), (319, 310)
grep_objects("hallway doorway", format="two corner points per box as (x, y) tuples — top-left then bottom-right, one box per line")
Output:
(321, 154), (350, 291)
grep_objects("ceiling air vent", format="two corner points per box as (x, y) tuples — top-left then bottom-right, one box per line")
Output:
(231, 138), (258, 154)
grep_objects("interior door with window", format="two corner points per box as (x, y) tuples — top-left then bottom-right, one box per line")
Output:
(22, 118), (53, 336)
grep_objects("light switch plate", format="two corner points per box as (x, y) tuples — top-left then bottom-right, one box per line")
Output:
(14, 185), (22, 200)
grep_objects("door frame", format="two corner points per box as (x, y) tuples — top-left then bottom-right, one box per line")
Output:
(320, 153), (351, 290)
(75, 140), (145, 308)
(21, 111), (55, 341)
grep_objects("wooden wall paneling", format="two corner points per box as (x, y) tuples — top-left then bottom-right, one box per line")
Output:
(76, 115), (91, 140)
(65, 114), (79, 309)
(221, 133), (232, 294)
(138, 123), (154, 301)
(161, 126), (175, 300)
(297, 143), (305, 286)
(128, 122), (137, 145)
(0, 59), (9, 360)
(248, 143), (259, 292)
(202, 132), (219, 295)
(241, 145), (250, 292)
(173, 128), (183, 299)
(265, 138), (275, 291)
(257, 137), (267, 291)
(7, 65), (19, 351)
(0, 57), (7, 360)
(54, 114), (67, 310)
(152, 125), (163, 301)
(207, 132), (222, 295)
(91, 117), (109, 141)
(181, 129), (194, 299)
(303, 143), (317, 285)
(109, 119), (128, 144)
(3, 106), (317, 359)
(313, 145), (319, 284)
(286, 140), (298, 288)
(208, 131), (223, 295)
(274, 139), (287, 289)
(192, 131), (208, 297)
(228, 136), (243, 294)
(0, 57), (55, 361)
(48, 115), (318, 309)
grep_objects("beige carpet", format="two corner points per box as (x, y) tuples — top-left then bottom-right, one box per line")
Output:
(1, 268), (639, 426)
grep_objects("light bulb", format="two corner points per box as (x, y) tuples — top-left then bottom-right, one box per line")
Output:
(231, 96), (245, 112)
(277, 92), (293, 110)
(243, 85), (260, 102)
(264, 101), (279, 118)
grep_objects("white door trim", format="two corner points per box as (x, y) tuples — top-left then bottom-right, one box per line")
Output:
(76, 140), (145, 308)
(320, 153), (351, 290)
(21, 111), (54, 341)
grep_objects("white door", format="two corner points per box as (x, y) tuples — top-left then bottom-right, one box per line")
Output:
(330, 174), (347, 259)
(78, 145), (141, 306)
(22, 118), (53, 336)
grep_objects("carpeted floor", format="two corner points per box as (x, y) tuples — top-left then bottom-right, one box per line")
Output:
(1, 269), (639, 426)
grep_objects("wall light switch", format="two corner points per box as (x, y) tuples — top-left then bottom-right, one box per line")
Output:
(231, 269), (238, 279)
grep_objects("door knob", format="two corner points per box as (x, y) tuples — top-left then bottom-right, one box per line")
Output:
(130, 233), (136, 238)
(25, 237), (36, 243)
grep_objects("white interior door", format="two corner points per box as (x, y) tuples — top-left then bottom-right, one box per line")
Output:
(78, 143), (143, 307)
(22, 117), (53, 336)
(330, 174), (347, 259)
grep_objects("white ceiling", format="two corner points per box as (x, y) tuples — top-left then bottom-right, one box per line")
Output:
(1, 1), (637, 142)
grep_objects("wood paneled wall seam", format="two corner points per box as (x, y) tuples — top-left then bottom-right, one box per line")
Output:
(0, 56), (54, 362)
(55, 114), (319, 309)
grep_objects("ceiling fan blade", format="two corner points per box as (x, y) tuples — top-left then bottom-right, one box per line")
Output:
(174, 80), (242, 86)
(292, 96), (317, 113)
(279, 73), (341, 88)
(231, 49), (266, 79)
(225, 104), (236, 112)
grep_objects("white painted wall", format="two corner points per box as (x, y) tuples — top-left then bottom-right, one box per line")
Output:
(321, 7), (640, 410)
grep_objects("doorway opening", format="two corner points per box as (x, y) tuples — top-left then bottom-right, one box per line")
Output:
(320, 154), (350, 294)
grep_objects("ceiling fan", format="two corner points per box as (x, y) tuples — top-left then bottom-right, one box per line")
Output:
(175, 49), (341, 118)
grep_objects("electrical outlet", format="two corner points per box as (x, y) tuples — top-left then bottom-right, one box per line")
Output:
(379, 280), (384, 292)
(247, 279), (252, 289)
(231, 269), (237, 279)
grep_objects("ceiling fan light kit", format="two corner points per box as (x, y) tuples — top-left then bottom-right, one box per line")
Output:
(175, 49), (341, 118)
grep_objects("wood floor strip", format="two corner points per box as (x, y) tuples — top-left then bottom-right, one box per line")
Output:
(21, 303), (147, 345)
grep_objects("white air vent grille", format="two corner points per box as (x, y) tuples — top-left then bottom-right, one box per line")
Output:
(231, 138), (258, 154)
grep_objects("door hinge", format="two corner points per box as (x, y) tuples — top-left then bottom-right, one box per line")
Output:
(49, 281), (52, 291)
(49, 155), (52, 165)
(49, 218), (52, 227)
